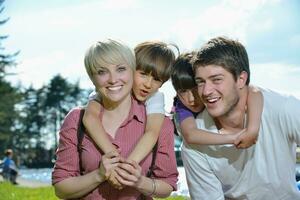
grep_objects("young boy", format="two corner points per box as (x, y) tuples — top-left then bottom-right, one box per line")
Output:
(83, 40), (177, 188)
(171, 52), (262, 148)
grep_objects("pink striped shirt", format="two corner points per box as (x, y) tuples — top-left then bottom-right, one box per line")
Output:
(52, 98), (178, 200)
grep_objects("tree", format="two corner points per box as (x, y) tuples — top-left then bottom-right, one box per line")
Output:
(0, 79), (21, 151)
(0, 0), (18, 78)
(15, 75), (89, 167)
(43, 74), (87, 149)
(0, 0), (21, 154)
(13, 86), (48, 150)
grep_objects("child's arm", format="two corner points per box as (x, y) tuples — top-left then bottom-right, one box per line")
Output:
(180, 116), (239, 145)
(234, 86), (263, 148)
(128, 113), (164, 163)
(128, 92), (165, 163)
(83, 100), (123, 189)
(175, 97), (239, 145)
(83, 100), (117, 154)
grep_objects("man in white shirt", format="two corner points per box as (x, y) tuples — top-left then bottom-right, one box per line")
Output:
(181, 36), (300, 200)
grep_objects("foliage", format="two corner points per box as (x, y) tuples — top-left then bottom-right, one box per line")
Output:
(0, 0), (19, 79)
(0, 0), (89, 168)
(43, 74), (86, 148)
(0, 0), (21, 155)
(14, 75), (89, 167)
(0, 79), (21, 152)
(0, 182), (188, 200)
(0, 0), (89, 164)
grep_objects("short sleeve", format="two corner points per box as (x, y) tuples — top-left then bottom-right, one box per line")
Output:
(145, 91), (165, 115)
(278, 94), (300, 143)
(52, 108), (81, 185)
(152, 118), (179, 190)
(181, 144), (224, 200)
(175, 98), (194, 123)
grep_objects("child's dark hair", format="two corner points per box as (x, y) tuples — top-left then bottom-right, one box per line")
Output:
(171, 52), (197, 91)
(135, 41), (178, 83)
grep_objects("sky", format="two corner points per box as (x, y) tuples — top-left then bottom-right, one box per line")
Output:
(2, 0), (300, 112)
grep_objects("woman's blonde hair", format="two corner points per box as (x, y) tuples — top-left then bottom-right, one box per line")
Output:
(84, 39), (136, 80)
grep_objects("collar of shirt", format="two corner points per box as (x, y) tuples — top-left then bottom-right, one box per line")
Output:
(119, 96), (145, 127)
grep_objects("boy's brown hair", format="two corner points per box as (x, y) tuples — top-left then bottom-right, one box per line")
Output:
(134, 41), (178, 83)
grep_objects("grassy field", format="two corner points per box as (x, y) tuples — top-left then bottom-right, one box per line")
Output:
(0, 181), (189, 200)
(0, 182), (58, 200)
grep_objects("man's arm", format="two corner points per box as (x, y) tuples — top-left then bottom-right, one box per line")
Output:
(181, 144), (224, 200)
(281, 95), (300, 143)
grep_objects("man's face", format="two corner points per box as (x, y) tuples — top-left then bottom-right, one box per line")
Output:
(194, 64), (242, 118)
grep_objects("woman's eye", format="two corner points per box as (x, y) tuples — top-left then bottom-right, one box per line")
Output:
(97, 70), (106, 75)
(117, 66), (127, 72)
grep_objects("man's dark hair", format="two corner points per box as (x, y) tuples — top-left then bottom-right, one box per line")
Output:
(193, 36), (250, 85)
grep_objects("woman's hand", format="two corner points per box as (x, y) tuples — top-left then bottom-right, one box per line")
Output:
(99, 150), (123, 182)
(114, 159), (143, 188)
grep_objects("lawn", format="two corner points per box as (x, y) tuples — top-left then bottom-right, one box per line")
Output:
(0, 181), (189, 200)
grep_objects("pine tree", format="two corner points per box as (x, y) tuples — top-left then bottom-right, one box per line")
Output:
(0, 0), (21, 154)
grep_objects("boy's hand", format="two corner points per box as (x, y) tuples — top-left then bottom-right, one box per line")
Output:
(234, 129), (258, 149)
(107, 168), (123, 190)
(99, 149), (124, 190)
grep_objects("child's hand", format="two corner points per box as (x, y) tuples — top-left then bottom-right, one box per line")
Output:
(105, 149), (124, 190)
(100, 149), (124, 190)
(234, 129), (258, 149)
(107, 168), (123, 190)
(218, 128), (243, 144)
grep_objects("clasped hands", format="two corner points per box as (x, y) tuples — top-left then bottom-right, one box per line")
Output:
(99, 150), (143, 190)
(219, 128), (258, 149)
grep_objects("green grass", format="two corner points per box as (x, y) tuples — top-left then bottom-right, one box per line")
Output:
(0, 181), (189, 200)
(0, 181), (58, 200)
(156, 196), (189, 200)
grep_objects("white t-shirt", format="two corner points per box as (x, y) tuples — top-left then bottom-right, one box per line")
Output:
(89, 91), (165, 115)
(181, 88), (300, 200)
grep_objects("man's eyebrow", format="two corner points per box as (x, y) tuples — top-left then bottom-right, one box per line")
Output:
(194, 76), (204, 82)
(195, 74), (224, 81)
(209, 74), (224, 78)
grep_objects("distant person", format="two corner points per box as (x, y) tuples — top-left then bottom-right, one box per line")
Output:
(1, 149), (18, 184)
(181, 36), (300, 199)
(52, 39), (178, 199)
